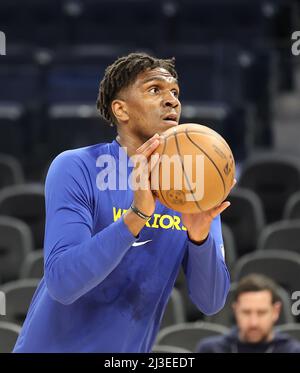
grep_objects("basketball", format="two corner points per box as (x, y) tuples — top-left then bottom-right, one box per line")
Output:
(151, 123), (235, 213)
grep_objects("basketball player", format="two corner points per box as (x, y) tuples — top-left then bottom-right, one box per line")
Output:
(14, 53), (233, 352)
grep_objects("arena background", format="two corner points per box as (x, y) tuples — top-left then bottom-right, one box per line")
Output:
(0, 0), (300, 353)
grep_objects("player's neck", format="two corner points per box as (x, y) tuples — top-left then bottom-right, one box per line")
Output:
(116, 133), (145, 158)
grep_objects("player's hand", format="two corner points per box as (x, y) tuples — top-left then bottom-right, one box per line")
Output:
(131, 133), (161, 217)
(182, 179), (237, 244)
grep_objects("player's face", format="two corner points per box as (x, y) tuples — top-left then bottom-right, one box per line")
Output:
(122, 67), (181, 140)
(233, 291), (281, 344)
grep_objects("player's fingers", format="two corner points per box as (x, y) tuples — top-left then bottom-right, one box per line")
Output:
(141, 138), (160, 159)
(136, 133), (160, 154)
(210, 201), (231, 219)
(149, 153), (160, 173)
(230, 178), (237, 190)
(132, 138), (160, 173)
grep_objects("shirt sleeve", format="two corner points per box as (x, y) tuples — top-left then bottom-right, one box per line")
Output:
(43, 151), (137, 305)
(182, 214), (230, 315)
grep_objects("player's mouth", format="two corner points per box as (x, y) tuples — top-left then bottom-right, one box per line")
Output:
(162, 112), (178, 126)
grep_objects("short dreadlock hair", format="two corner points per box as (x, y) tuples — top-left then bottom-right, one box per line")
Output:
(96, 52), (178, 126)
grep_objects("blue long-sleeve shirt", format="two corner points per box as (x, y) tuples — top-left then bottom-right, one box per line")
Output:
(14, 140), (230, 352)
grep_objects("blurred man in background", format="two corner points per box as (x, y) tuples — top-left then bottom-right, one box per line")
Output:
(197, 274), (300, 353)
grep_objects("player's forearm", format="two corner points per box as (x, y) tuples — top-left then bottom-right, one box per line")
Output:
(185, 235), (230, 315)
(44, 217), (136, 305)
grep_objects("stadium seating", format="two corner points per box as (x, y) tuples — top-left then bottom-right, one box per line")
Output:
(257, 220), (300, 254)
(283, 191), (300, 220)
(164, 0), (277, 45)
(66, 0), (163, 48)
(221, 223), (237, 275)
(0, 47), (44, 165)
(0, 0), (65, 47)
(46, 104), (115, 156)
(275, 323), (300, 342)
(0, 0), (299, 354)
(239, 154), (300, 222)
(221, 187), (265, 257)
(151, 345), (192, 353)
(0, 216), (33, 284)
(160, 287), (186, 330)
(45, 45), (128, 104)
(0, 279), (39, 325)
(19, 250), (44, 279)
(156, 322), (229, 352)
(0, 107), (26, 158)
(0, 184), (45, 248)
(0, 154), (24, 190)
(0, 321), (21, 353)
(233, 249), (300, 294)
(174, 223), (237, 322)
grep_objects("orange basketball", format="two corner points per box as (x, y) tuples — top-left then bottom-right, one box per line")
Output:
(151, 123), (235, 213)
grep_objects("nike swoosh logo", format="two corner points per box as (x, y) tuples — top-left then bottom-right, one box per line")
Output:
(132, 239), (152, 247)
(220, 244), (225, 259)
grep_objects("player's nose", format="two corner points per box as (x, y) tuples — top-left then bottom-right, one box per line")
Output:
(162, 92), (180, 108)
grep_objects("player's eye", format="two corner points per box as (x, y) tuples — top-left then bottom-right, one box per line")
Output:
(149, 87), (160, 94)
(172, 89), (179, 98)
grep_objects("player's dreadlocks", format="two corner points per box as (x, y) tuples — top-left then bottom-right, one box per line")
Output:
(96, 52), (178, 126)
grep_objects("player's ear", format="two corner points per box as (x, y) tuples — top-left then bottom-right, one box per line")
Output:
(111, 99), (129, 122)
(272, 301), (282, 323)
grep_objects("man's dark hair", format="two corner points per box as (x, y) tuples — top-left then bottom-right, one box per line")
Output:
(96, 52), (178, 125)
(234, 274), (280, 304)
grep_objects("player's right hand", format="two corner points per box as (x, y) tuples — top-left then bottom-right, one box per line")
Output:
(131, 133), (161, 217)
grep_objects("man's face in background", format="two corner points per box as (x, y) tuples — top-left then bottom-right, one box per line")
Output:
(233, 290), (281, 343)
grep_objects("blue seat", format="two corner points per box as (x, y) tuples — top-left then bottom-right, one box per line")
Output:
(0, 109), (24, 157)
(0, 0), (65, 47)
(70, 0), (163, 47)
(0, 46), (43, 160)
(162, 45), (244, 104)
(0, 61), (39, 105)
(46, 45), (140, 104)
(166, 0), (276, 45)
(46, 103), (116, 156)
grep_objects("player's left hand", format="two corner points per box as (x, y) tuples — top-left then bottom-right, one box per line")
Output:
(182, 179), (236, 244)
